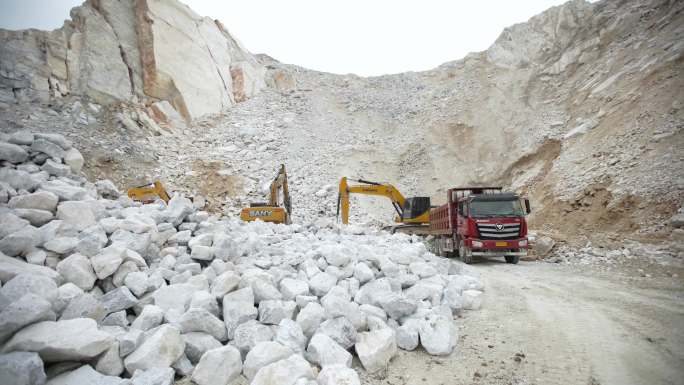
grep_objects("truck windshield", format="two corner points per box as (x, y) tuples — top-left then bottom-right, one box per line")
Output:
(470, 199), (525, 217)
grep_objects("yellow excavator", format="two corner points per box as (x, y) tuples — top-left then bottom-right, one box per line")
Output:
(240, 164), (292, 224)
(127, 180), (171, 204)
(337, 177), (431, 234)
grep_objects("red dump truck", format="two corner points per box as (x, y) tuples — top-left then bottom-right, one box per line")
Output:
(430, 187), (531, 264)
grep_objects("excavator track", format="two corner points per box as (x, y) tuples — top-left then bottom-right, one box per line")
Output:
(383, 224), (431, 236)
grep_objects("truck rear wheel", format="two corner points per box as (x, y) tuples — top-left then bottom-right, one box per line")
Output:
(459, 242), (473, 264)
(505, 255), (519, 264)
(434, 239), (444, 257)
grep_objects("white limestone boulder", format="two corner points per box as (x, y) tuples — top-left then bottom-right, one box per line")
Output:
(191, 345), (243, 385)
(355, 327), (397, 373)
(1, 318), (113, 362)
(123, 324), (185, 374)
(305, 333), (352, 368)
(243, 341), (293, 380)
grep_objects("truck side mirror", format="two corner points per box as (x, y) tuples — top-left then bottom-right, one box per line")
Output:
(524, 198), (531, 214)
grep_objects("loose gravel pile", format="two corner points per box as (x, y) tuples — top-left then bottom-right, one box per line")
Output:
(0, 132), (484, 385)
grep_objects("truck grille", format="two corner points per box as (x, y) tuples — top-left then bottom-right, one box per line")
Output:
(476, 223), (521, 239)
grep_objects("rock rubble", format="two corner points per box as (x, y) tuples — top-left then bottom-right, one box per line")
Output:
(0, 132), (483, 383)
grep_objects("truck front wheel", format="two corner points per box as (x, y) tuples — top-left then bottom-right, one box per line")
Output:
(505, 255), (520, 264)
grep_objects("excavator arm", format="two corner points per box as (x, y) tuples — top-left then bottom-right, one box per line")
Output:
(337, 177), (408, 224)
(269, 164), (292, 215)
(241, 164), (292, 224)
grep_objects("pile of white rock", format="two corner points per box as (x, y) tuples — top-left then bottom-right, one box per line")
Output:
(0, 132), (484, 385)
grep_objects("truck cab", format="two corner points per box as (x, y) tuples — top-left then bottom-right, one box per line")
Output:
(430, 187), (531, 264)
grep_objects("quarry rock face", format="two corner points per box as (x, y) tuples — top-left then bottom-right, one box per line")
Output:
(0, 0), (272, 123)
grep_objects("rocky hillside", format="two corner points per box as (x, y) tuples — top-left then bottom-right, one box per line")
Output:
(1, 0), (682, 253)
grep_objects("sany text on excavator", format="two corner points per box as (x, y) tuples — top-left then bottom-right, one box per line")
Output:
(127, 180), (170, 204)
(240, 164), (292, 224)
(337, 177), (431, 234)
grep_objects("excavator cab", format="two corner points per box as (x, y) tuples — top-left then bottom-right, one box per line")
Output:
(401, 197), (431, 222)
(240, 164), (292, 224)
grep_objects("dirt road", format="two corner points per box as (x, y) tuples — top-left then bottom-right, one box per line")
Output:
(364, 260), (684, 385)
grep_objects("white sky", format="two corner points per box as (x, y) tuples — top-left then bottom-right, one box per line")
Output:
(0, 0), (570, 76)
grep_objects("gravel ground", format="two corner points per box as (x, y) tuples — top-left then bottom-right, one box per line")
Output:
(360, 259), (684, 385)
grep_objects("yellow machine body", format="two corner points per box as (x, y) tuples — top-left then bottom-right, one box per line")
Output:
(127, 180), (170, 204)
(240, 164), (292, 224)
(337, 177), (430, 228)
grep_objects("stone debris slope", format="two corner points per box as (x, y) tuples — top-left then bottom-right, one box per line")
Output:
(0, 132), (483, 384)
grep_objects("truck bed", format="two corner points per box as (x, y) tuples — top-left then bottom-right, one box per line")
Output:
(429, 203), (456, 235)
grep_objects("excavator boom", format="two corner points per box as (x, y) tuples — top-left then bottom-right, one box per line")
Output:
(337, 177), (430, 228)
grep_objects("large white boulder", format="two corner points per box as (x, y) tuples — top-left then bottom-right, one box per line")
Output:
(8, 191), (59, 212)
(56, 254), (96, 291)
(91, 245), (126, 280)
(0, 254), (59, 283)
(152, 283), (198, 320)
(418, 313), (458, 355)
(355, 327), (397, 373)
(130, 367), (175, 385)
(274, 319), (307, 354)
(210, 270), (239, 298)
(63, 148), (84, 173)
(0, 293), (55, 343)
(191, 345), (243, 385)
(305, 333), (352, 368)
(232, 320), (273, 356)
(47, 364), (128, 385)
(222, 287), (258, 339)
(243, 341), (293, 380)
(316, 317), (357, 349)
(0, 273), (57, 309)
(258, 300), (296, 325)
(56, 201), (97, 231)
(251, 354), (315, 385)
(296, 302), (326, 337)
(123, 325), (185, 374)
(279, 277), (310, 300)
(0, 142), (28, 163)
(131, 305), (164, 331)
(59, 292), (106, 322)
(0, 351), (46, 385)
(95, 341), (124, 376)
(179, 308), (228, 341)
(2, 318), (113, 362)
(317, 365), (361, 385)
(396, 320), (420, 351)
(100, 287), (138, 314)
(309, 272), (337, 296)
(182, 332), (221, 364)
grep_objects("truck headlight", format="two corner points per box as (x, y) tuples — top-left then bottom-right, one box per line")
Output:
(472, 240), (483, 248)
(519, 239), (528, 247)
